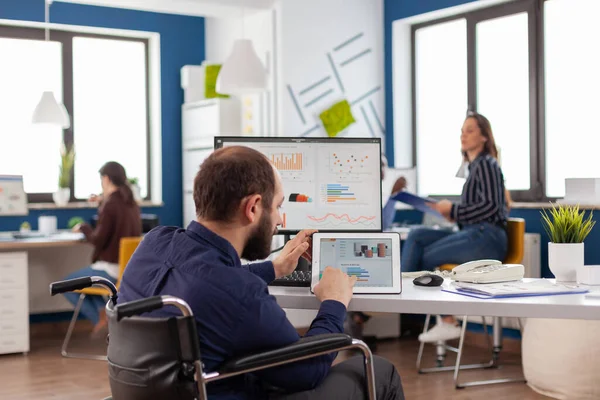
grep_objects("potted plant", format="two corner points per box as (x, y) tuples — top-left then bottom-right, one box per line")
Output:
(53, 142), (75, 206)
(541, 204), (595, 283)
(128, 177), (142, 201)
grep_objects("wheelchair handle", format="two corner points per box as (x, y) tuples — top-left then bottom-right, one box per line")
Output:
(116, 295), (194, 321)
(116, 296), (164, 321)
(50, 277), (92, 295)
(49, 276), (118, 299)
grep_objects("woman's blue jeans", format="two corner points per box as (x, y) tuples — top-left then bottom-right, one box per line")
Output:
(401, 223), (508, 273)
(62, 266), (116, 325)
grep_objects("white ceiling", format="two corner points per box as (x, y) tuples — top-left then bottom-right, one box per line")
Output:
(55, 0), (276, 18)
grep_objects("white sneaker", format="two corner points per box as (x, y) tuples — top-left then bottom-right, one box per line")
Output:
(418, 322), (462, 343)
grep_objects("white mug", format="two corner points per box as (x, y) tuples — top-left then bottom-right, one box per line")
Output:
(38, 216), (57, 235)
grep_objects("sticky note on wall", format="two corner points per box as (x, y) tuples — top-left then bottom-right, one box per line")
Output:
(205, 64), (230, 99)
(319, 99), (355, 137)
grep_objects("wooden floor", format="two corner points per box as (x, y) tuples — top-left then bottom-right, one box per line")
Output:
(0, 327), (551, 400)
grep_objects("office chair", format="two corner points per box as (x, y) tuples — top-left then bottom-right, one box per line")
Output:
(50, 277), (377, 400)
(418, 217), (526, 388)
(60, 236), (142, 360)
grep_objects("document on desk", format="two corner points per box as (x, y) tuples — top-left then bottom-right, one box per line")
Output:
(444, 280), (589, 299)
(391, 191), (443, 218)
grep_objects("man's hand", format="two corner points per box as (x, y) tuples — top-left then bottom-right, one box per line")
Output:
(313, 267), (357, 308)
(272, 229), (317, 279)
(427, 199), (454, 221)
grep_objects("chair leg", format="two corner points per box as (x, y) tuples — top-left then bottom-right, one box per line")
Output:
(453, 316), (526, 388)
(415, 314), (431, 371)
(61, 293), (107, 361)
(417, 315), (495, 374)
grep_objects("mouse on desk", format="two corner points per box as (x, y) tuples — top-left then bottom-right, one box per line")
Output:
(413, 274), (444, 287)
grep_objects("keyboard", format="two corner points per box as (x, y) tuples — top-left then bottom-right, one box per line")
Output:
(269, 270), (311, 287)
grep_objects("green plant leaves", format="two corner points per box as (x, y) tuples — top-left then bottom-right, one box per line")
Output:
(59, 142), (75, 189)
(540, 203), (596, 243)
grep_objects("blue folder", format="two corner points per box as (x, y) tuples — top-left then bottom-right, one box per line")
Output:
(391, 191), (444, 219)
(442, 284), (588, 299)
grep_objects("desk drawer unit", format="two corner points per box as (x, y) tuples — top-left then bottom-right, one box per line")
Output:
(0, 252), (29, 354)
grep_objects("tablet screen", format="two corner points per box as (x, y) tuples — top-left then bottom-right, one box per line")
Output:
(318, 238), (394, 287)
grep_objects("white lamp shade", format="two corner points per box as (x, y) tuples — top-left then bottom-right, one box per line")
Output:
(216, 39), (267, 94)
(32, 91), (71, 129)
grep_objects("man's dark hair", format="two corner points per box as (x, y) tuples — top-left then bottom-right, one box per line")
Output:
(193, 146), (276, 222)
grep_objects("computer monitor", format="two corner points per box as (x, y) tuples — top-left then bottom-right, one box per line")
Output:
(214, 137), (382, 234)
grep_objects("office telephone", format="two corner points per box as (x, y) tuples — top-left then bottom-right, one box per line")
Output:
(451, 259), (525, 284)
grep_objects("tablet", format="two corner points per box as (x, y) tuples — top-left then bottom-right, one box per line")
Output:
(311, 233), (402, 294)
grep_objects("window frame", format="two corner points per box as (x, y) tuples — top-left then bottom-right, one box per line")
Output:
(0, 24), (152, 203)
(410, 0), (549, 202)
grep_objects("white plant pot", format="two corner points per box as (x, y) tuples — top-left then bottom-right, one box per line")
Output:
(577, 265), (600, 286)
(548, 242), (584, 283)
(52, 188), (70, 206)
(131, 184), (142, 201)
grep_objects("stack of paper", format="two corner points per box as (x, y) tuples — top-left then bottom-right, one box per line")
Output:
(444, 280), (588, 299)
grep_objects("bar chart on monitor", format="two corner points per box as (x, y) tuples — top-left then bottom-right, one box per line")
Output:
(267, 150), (310, 182)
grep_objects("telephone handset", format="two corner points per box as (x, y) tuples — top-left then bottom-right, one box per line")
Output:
(451, 259), (525, 284)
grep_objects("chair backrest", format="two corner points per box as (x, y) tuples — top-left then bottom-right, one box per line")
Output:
(504, 217), (526, 264)
(106, 304), (200, 400)
(116, 237), (143, 290)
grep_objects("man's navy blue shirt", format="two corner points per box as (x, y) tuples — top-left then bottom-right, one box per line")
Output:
(118, 221), (347, 399)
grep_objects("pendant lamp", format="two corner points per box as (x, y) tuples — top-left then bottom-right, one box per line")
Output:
(32, 0), (71, 129)
(216, 1), (267, 94)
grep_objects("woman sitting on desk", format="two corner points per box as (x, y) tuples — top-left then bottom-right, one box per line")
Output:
(62, 161), (141, 334)
(402, 111), (509, 342)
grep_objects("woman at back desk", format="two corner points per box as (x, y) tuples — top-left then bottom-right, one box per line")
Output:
(63, 162), (141, 334)
(401, 112), (509, 341)
(402, 112), (508, 272)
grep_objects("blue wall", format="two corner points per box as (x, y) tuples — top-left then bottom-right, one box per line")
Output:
(385, 0), (600, 277)
(0, 0), (205, 230)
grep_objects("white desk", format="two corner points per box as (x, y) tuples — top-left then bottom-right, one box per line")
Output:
(271, 278), (600, 320)
(0, 231), (85, 250)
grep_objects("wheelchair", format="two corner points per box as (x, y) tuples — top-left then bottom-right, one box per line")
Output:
(50, 276), (377, 400)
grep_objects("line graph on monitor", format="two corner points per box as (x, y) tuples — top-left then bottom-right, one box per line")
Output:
(307, 213), (377, 229)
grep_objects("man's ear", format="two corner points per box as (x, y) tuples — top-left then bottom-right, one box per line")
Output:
(242, 194), (262, 223)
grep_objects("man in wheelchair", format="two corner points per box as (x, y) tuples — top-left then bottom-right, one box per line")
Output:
(118, 146), (405, 399)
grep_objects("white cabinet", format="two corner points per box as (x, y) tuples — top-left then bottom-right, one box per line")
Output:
(0, 252), (29, 354)
(181, 99), (241, 226)
(182, 99), (241, 149)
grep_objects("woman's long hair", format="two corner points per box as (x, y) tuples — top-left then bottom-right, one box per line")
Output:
(462, 111), (499, 161)
(99, 161), (136, 206)
(463, 111), (512, 210)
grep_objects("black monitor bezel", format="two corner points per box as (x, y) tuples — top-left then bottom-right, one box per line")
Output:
(214, 136), (383, 235)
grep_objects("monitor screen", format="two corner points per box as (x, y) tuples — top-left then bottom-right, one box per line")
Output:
(214, 137), (382, 233)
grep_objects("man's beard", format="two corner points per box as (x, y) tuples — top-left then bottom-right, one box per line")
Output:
(241, 212), (276, 261)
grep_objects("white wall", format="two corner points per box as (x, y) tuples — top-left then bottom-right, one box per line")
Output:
(276, 0), (385, 142)
(204, 10), (276, 135)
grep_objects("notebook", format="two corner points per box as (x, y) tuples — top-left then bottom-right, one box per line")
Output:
(443, 280), (589, 299)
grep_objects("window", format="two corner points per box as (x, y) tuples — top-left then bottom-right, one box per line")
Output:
(0, 38), (63, 194)
(0, 25), (150, 202)
(410, 0), (554, 201)
(72, 37), (148, 199)
(476, 12), (531, 191)
(414, 19), (468, 197)
(544, 0), (600, 198)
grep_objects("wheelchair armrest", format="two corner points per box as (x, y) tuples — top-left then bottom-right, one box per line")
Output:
(219, 333), (352, 373)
